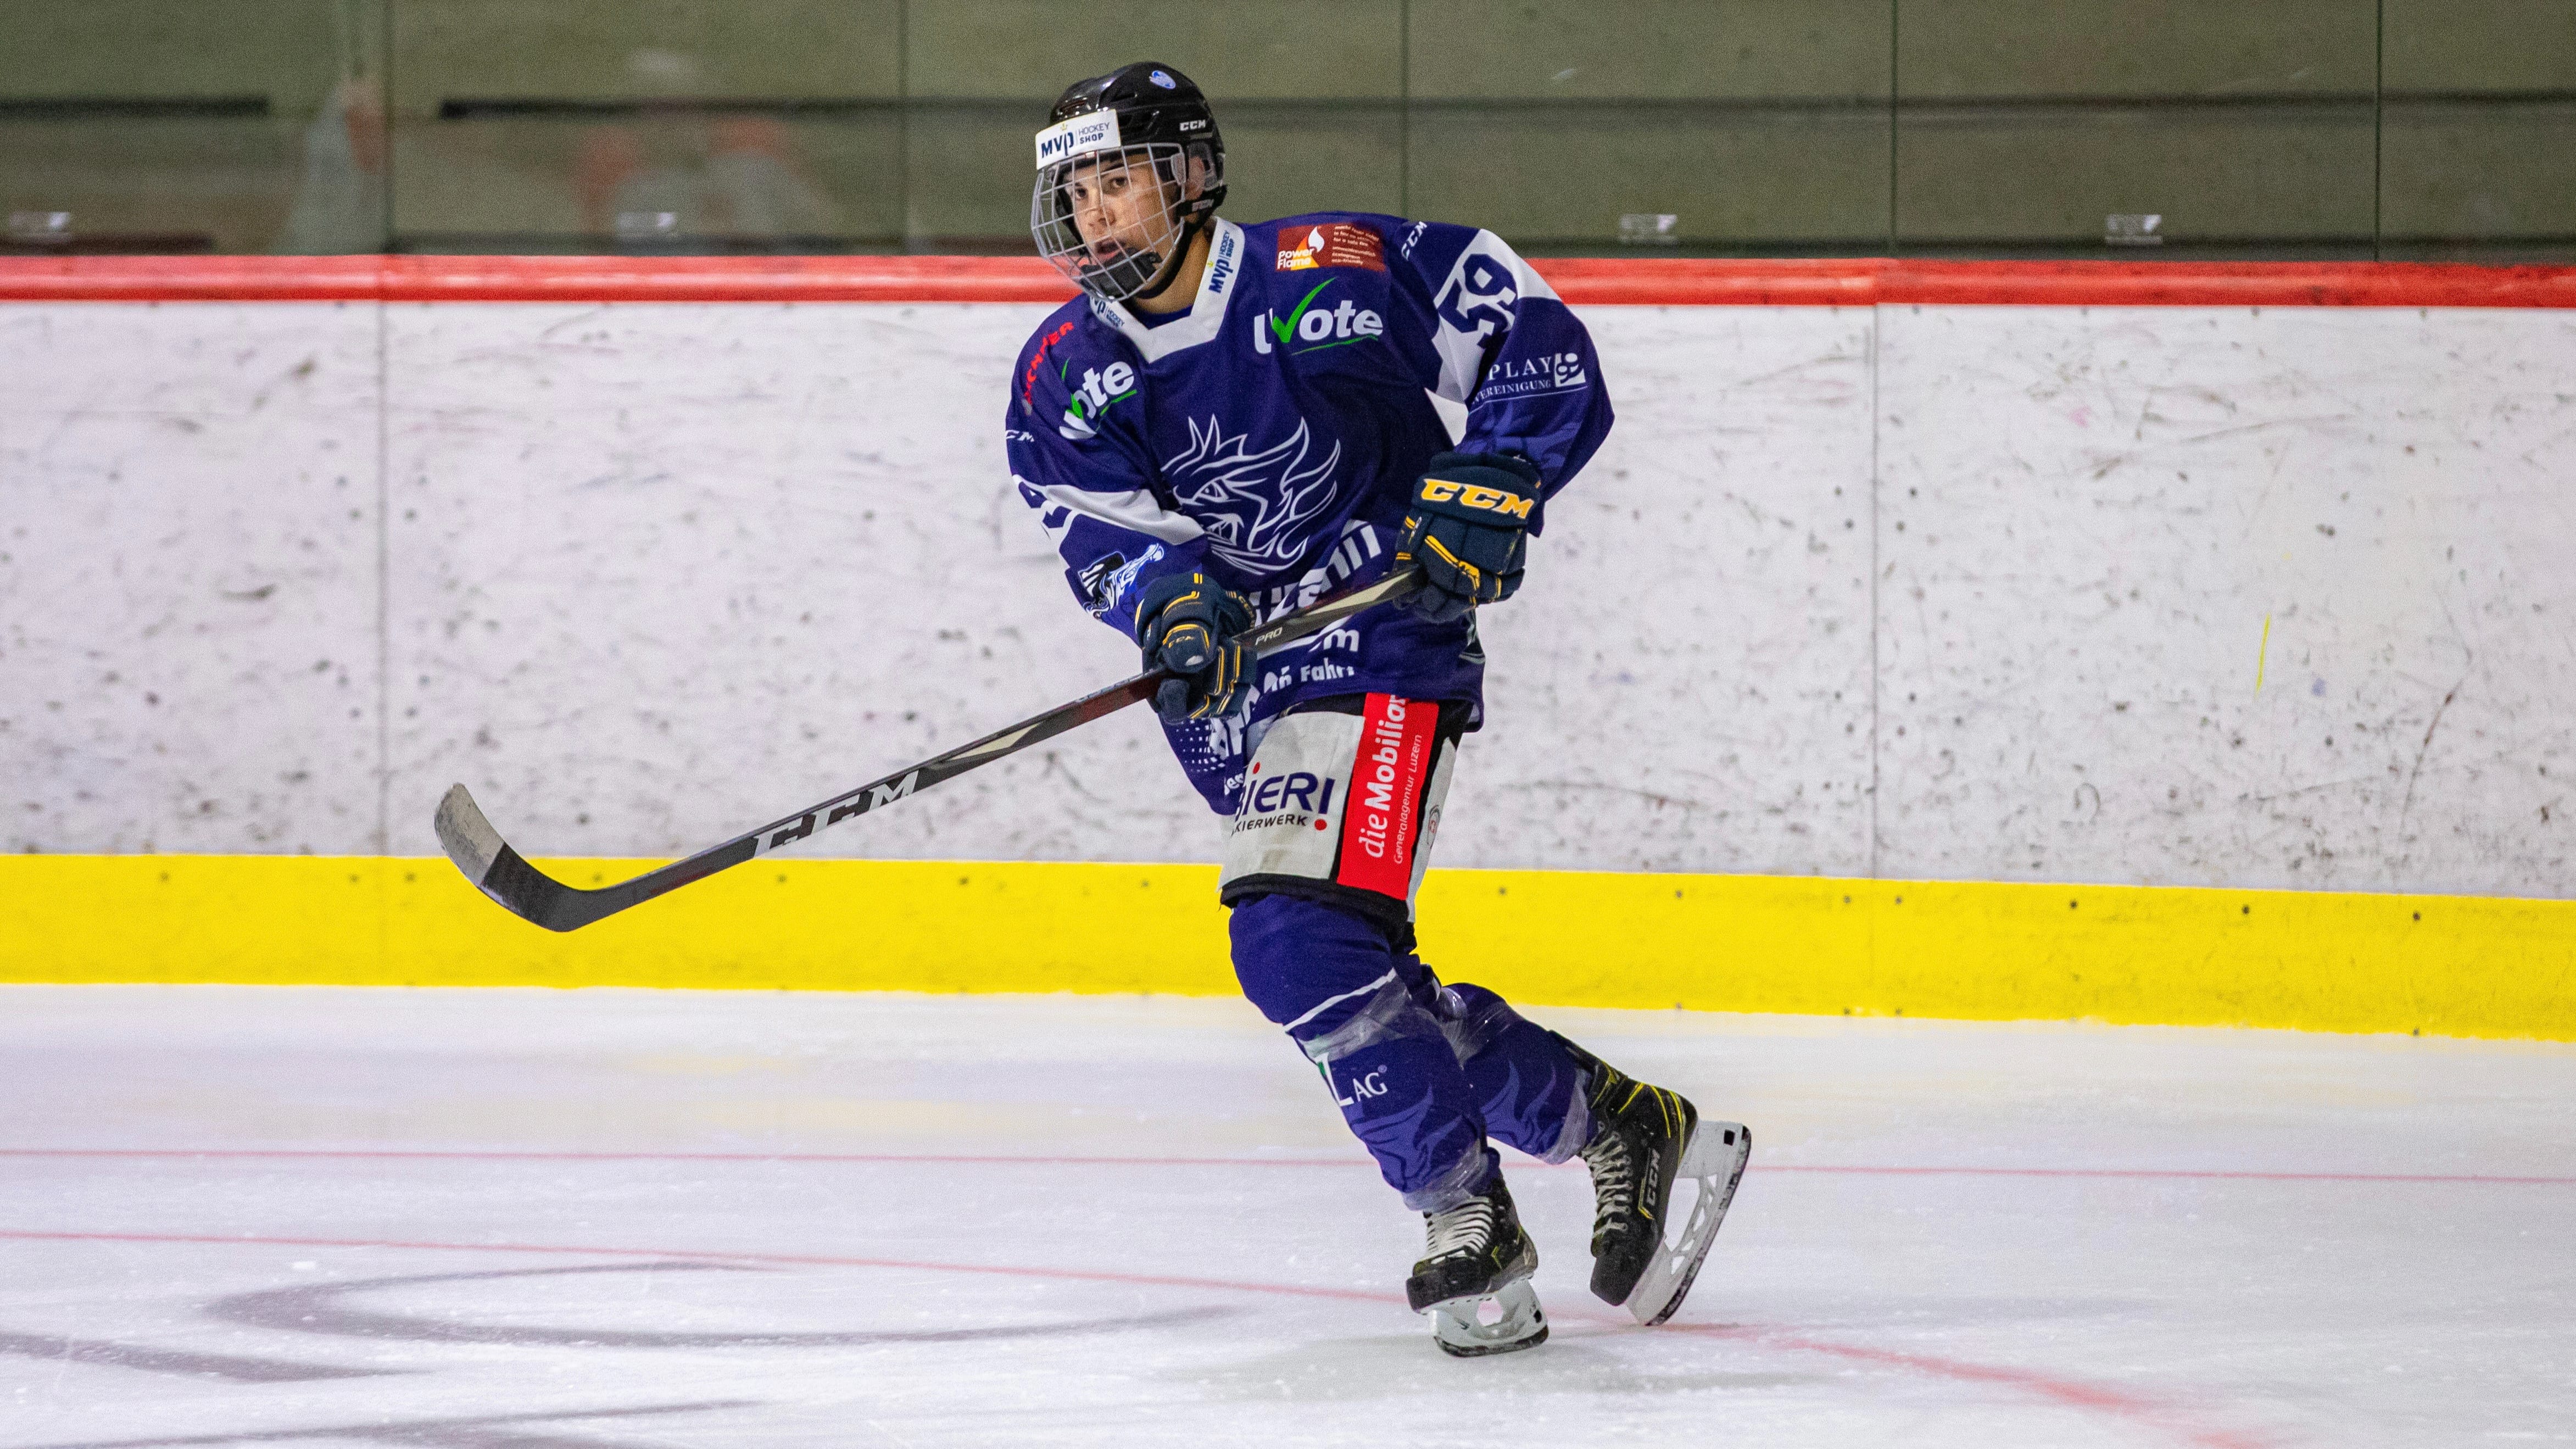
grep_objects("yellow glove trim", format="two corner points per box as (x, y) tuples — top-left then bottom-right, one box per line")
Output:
(1421, 533), (1482, 593)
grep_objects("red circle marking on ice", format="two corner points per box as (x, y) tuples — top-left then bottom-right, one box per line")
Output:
(0, 1226), (2263, 1447)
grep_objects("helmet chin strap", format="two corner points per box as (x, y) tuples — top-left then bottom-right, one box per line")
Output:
(1127, 212), (1210, 305)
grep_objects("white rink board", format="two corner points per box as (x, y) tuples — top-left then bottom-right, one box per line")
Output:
(0, 302), (384, 855)
(4, 299), (2573, 894)
(1875, 305), (2576, 893)
(3, 985), (2571, 1447)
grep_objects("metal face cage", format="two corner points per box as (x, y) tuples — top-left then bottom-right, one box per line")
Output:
(1031, 142), (1219, 304)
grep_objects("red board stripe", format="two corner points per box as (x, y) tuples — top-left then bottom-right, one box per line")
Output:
(1886, 258), (2576, 308)
(2, 252), (2573, 308)
(0, 254), (1078, 304)
(1535, 257), (2576, 308)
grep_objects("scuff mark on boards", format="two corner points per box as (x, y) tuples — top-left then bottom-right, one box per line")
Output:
(2397, 678), (2466, 839)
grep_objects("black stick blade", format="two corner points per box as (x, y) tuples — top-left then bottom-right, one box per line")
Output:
(433, 783), (504, 887)
(435, 784), (586, 932)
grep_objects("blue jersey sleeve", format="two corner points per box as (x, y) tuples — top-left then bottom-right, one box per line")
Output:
(1387, 222), (1613, 530)
(1004, 313), (1209, 640)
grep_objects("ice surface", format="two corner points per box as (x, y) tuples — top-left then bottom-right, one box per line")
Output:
(2, 985), (2571, 1447)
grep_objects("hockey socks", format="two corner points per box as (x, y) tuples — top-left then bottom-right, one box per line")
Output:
(1557, 1033), (1754, 1324)
(1406, 1168), (1547, 1357)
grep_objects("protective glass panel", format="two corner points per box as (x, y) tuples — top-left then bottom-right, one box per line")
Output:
(0, 0), (385, 254)
(5, 1), (2573, 259)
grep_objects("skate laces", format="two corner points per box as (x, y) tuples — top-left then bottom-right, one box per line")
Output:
(1423, 1195), (1499, 1259)
(1582, 1128), (1638, 1235)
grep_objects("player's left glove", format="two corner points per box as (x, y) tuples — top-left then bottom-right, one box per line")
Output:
(1395, 450), (1543, 625)
(1134, 571), (1254, 722)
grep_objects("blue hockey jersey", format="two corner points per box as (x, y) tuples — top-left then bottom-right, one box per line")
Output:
(1004, 214), (1613, 813)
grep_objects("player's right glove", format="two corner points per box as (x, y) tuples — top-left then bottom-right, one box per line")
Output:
(1395, 450), (1543, 625)
(1133, 571), (1254, 722)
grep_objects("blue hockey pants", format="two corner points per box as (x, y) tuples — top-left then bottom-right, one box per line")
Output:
(1229, 891), (1593, 1211)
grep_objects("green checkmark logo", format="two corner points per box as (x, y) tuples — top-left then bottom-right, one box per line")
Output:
(1269, 278), (1335, 350)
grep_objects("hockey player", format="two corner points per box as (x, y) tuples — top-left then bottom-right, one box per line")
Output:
(1005, 63), (1749, 1355)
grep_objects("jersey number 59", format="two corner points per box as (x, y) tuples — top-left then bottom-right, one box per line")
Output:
(1436, 253), (1518, 338)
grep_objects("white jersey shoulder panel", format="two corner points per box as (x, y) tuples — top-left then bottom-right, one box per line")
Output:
(1426, 229), (1560, 404)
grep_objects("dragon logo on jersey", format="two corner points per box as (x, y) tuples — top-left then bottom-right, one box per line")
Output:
(1162, 416), (1341, 574)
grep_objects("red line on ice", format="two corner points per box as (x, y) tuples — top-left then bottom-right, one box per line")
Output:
(4, 1147), (2568, 1186)
(1661, 1322), (2272, 1449)
(0, 1227), (2262, 1446)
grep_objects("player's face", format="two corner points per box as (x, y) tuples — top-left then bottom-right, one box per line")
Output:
(1062, 151), (1186, 266)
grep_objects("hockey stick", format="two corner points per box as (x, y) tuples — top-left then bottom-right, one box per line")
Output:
(434, 567), (1424, 932)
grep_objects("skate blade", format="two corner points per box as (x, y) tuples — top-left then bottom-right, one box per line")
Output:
(1627, 1119), (1752, 1327)
(1426, 1277), (1548, 1357)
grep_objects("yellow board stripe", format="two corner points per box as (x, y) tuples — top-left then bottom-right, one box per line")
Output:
(0, 856), (2569, 1041)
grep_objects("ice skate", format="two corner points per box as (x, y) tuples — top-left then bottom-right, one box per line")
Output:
(1568, 1044), (1753, 1325)
(1406, 1170), (1547, 1357)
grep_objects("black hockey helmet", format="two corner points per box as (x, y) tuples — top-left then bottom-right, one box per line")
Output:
(1030, 62), (1227, 303)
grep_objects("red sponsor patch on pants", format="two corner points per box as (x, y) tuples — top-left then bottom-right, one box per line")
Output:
(1334, 693), (1435, 898)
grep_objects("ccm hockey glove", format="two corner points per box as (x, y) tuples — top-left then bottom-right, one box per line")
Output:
(1396, 450), (1543, 624)
(1134, 571), (1254, 722)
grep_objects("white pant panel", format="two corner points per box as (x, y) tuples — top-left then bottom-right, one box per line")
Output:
(1217, 699), (1458, 918)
